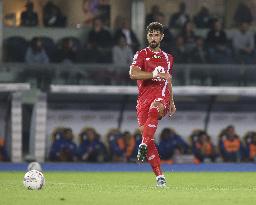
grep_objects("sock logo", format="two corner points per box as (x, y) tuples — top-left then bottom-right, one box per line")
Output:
(148, 155), (155, 160)
(148, 124), (156, 128)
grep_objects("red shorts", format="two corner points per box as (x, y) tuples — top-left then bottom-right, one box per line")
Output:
(136, 96), (170, 127)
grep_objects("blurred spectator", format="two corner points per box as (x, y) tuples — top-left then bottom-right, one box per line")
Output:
(192, 131), (217, 163)
(173, 36), (189, 63)
(114, 18), (140, 53)
(25, 37), (49, 64)
(219, 125), (242, 162)
(57, 38), (78, 64)
(193, 6), (212, 29)
(112, 35), (133, 66)
(190, 36), (209, 63)
(106, 128), (125, 162)
(49, 128), (77, 161)
(86, 17), (112, 62)
(122, 131), (138, 162)
(155, 12), (174, 53)
(243, 132), (256, 162)
(206, 19), (233, 64)
(0, 138), (8, 161)
(87, 17), (112, 49)
(77, 127), (108, 162)
(169, 2), (190, 29)
(43, 1), (67, 27)
(231, 22), (255, 64)
(20, 1), (38, 27)
(233, 3), (253, 25)
(158, 128), (189, 161)
(145, 5), (161, 27)
(180, 21), (197, 53)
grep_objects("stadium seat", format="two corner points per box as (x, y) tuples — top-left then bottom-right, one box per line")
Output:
(3, 36), (28, 62)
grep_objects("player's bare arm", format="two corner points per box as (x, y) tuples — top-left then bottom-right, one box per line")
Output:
(129, 66), (154, 80)
(129, 66), (168, 80)
(166, 74), (176, 117)
(158, 72), (176, 116)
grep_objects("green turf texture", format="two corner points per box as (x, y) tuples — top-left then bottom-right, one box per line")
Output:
(0, 172), (256, 205)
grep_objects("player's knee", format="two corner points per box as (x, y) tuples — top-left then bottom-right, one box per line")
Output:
(149, 103), (164, 119)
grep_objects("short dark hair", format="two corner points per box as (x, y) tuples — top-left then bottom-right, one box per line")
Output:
(146, 22), (164, 34)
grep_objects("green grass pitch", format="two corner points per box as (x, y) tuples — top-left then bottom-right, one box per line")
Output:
(0, 172), (256, 205)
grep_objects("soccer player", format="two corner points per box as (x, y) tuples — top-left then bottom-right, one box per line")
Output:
(129, 22), (176, 187)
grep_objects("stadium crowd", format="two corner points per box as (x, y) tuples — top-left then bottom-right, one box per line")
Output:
(46, 125), (256, 164)
(4, 2), (256, 65)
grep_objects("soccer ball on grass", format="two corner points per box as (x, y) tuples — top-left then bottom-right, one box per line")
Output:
(23, 170), (45, 190)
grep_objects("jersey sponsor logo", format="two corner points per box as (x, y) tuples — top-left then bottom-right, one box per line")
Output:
(152, 54), (161, 59)
(146, 58), (150, 61)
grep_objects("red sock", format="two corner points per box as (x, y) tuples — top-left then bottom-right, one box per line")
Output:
(142, 107), (158, 145)
(141, 107), (162, 176)
(147, 140), (162, 176)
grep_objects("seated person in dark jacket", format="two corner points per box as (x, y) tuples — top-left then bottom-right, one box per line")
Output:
(158, 128), (189, 160)
(86, 17), (113, 62)
(20, 1), (38, 27)
(173, 35), (189, 63)
(206, 19), (233, 64)
(77, 127), (107, 162)
(57, 38), (78, 63)
(49, 128), (77, 161)
(169, 2), (190, 29)
(106, 128), (126, 162)
(190, 36), (209, 63)
(113, 18), (140, 54)
(193, 6), (212, 29)
(43, 1), (67, 27)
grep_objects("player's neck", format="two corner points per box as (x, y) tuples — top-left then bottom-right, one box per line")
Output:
(148, 46), (161, 53)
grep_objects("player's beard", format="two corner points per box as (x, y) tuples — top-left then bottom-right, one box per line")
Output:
(149, 41), (159, 49)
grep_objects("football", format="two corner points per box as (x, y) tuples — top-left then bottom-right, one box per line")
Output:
(23, 170), (45, 190)
(27, 162), (42, 172)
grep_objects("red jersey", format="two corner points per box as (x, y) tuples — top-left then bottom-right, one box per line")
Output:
(131, 47), (174, 102)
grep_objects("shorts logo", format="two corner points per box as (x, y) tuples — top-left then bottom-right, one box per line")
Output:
(148, 124), (156, 128)
(148, 155), (155, 160)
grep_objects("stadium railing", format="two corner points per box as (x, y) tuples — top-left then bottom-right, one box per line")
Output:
(0, 63), (256, 88)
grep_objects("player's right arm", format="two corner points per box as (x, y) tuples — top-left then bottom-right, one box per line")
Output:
(129, 50), (158, 80)
(129, 66), (155, 80)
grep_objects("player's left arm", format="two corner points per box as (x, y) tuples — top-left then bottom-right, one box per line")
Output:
(166, 74), (176, 117)
(160, 55), (176, 116)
